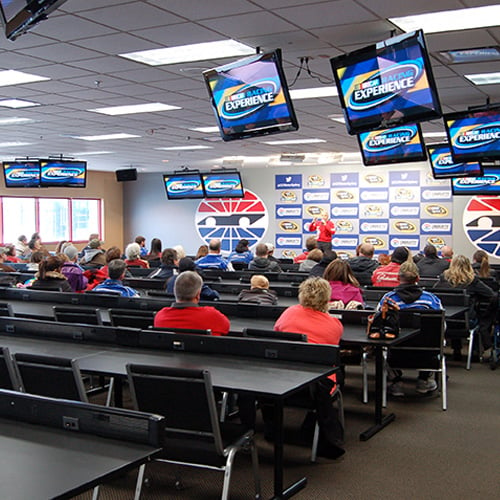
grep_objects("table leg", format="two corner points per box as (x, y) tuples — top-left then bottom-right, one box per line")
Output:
(113, 378), (123, 407)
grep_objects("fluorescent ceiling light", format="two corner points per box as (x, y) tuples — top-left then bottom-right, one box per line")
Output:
(438, 47), (500, 64)
(0, 141), (32, 147)
(328, 114), (346, 124)
(155, 145), (213, 151)
(70, 151), (114, 156)
(465, 72), (500, 85)
(390, 5), (500, 34)
(189, 126), (220, 133)
(88, 102), (181, 115)
(0, 117), (34, 125)
(74, 133), (140, 141)
(289, 87), (338, 99)
(120, 39), (255, 66)
(0, 70), (50, 86)
(0, 99), (40, 108)
(262, 138), (326, 145)
(423, 132), (447, 138)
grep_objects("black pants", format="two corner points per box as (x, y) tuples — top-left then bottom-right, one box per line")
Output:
(317, 241), (332, 253)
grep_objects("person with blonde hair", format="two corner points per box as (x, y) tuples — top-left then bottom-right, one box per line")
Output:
(436, 255), (497, 360)
(323, 258), (364, 308)
(238, 274), (278, 305)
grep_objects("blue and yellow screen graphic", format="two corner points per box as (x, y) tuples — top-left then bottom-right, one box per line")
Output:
(428, 143), (482, 178)
(40, 161), (86, 187)
(164, 174), (204, 199)
(3, 161), (39, 187)
(452, 167), (500, 195)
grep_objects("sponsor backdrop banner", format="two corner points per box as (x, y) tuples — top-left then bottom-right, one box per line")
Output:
(274, 170), (453, 258)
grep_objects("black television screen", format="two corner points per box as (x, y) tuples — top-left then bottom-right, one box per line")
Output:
(357, 123), (427, 166)
(39, 159), (87, 188)
(202, 171), (244, 198)
(163, 172), (205, 200)
(443, 104), (500, 163)
(2, 160), (40, 187)
(202, 49), (298, 141)
(330, 30), (442, 135)
(451, 167), (500, 195)
(0, 0), (68, 41)
(427, 143), (483, 179)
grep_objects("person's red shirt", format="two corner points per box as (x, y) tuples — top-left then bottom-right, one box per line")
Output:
(153, 303), (230, 336)
(125, 258), (149, 269)
(371, 262), (401, 287)
(309, 219), (335, 242)
(293, 251), (309, 264)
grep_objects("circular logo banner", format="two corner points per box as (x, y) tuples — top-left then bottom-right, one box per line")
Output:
(463, 196), (500, 257)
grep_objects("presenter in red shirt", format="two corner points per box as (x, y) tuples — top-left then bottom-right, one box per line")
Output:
(309, 212), (335, 252)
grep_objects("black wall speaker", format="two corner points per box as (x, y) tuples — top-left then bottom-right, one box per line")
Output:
(116, 168), (137, 182)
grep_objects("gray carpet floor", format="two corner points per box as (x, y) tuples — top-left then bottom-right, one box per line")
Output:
(74, 354), (500, 499)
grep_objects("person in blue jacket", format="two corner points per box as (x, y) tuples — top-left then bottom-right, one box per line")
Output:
(228, 238), (253, 266)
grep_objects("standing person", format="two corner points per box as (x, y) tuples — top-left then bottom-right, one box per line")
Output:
(91, 259), (139, 297)
(309, 212), (335, 252)
(30, 255), (73, 292)
(61, 245), (88, 292)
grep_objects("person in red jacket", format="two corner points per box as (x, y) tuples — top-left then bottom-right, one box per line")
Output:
(309, 212), (335, 252)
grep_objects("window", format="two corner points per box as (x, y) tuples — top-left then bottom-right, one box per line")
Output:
(1, 196), (101, 244)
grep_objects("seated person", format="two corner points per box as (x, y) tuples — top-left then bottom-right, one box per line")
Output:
(294, 236), (317, 264)
(0, 247), (16, 272)
(148, 248), (178, 281)
(323, 258), (364, 309)
(371, 246), (410, 287)
(166, 257), (220, 301)
(228, 238), (253, 266)
(195, 239), (232, 271)
(154, 271), (230, 335)
(146, 238), (162, 264)
(298, 248), (323, 273)
(309, 249), (337, 277)
(61, 245), (88, 292)
(91, 259), (139, 297)
(30, 255), (73, 292)
(472, 250), (498, 282)
(124, 242), (149, 268)
(377, 261), (443, 396)
(248, 243), (282, 272)
(79, 239), (106, 268)
(238, 275), (278, 305)
(349, 243), (379, 286)
(416, 244), (449, 277)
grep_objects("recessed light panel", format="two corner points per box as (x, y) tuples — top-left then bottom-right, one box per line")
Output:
(0, 70), (49, 86)
(438, 46), (500, 64)
(465, 72), (500, 85)
(262, 138), (326, 145)
(74, 133), (140, 141)
(0, 99), (40, 108)
(88, 103), (181, 115)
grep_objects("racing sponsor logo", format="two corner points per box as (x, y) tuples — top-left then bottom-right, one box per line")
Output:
(305, 205), (326, 217)
(427, 236), (445, 247)
(168, 179), (201, 194)
(394, 187), (414, 200)
(276, 205), (301, 217)
(360, 222), (388, 232)
(204, 178), (241, 195)
(330, 173), (358, 187)
(364, 127), (416, 152)
(360, 190), (388, 201)
(390, 238), (419, 248)
(363, 174), (384, 184)
(336, 251), (353, 260)
(332, 237), (359, 247)
(332, 205), (358, 217)
(4, 168), (38, 182)
(362, 236), (385, 248)
(336, 220), (354, 232)
(421, 188), (452, 200)
(43, 167), (82, 179)
(390, 171), (420, 186)
(280, 190), (297, 202)
(454, 122), (500, 149)
(334, 190), (354, 200)
(424, 204), (449, 217)
(390, 205), (419, 216)
(350, 61), (424, 110)
(454, 174), (500, 188)
(278, 220), (300, 232)
(307, 174), (325, 187)
(276, 236), (302, 247)
(393, 221), (417, 232)
(281, 249), (297, 258)
(304, 190), (330, 202)
(363, 205), (384, 217)
(421, 222), (452, 233)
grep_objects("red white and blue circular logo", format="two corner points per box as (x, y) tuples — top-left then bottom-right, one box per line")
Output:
(195, 189), (269, 253)
(463, 196), (500, 257)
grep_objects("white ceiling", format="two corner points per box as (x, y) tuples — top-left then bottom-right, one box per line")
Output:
(0, 0), (498, 173)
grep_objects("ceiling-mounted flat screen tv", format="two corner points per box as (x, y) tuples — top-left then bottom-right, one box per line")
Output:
(202, 171), (244, 198)
(0, 0), (68, 41)
(163, 172), (205, 200)
(2, 160), (40, 187)
(39, 159), (87, 188)
(330, 30), (442, 135)
(443, 104), (500, 163)
(203, 49), (299, 141)
(451, 167), (500, 195)
(357, 123), (427, 166)
(427, 143), (483, 179)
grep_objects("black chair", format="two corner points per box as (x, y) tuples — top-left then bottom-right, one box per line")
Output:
(231, 261), (248, 271)
(147, 325), (211, 335)
(0, 302), (13, 317)
(109, 308), (156, 329)
(243, 328), (307, 342)
(53, 305), (103, 325)
(0, 347), (21, 390)
(126, 364), (261, 500)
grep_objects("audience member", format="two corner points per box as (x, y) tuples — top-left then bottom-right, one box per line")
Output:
(91, 259), (139, 297)
(416, 244), (449, 277)
(440, 245), (453, 262)
(298, 248), (323, 273)
(61, 245), (88, 292)
(78, 233), (100, 259)
(309, 249), (337, 277)
(146, 238), (162, 264)
(472, 250), (497, 281)
(84, 246), (125, 290)
(435, 255), (497, 360)
(273, 277), (344, 458)
(248, 243), (282, 272)
(377, 261), (443, 396)
(124, 242), (149, 268)
(26, 251), (44, 272)
(55, 240), (70, 254)
(195, 239), (232, 270)
(323, 258), (364, 309)
(0, 248), (16, 272)
(135, 235), (148, 257)
(238, 275), (278, 305)
(228, 238), (253, 265)
(173, 244), (186, 260)
(148, 248), (178, 281)
(348, 243), (379, 286)
(377, 253), (390, 266)
(30, 255), (73, 292)
(265, 242), (280, 263)
(195, 244), (209, 260)
(294, 236), (317, 264)
(371, 246), (410, 287)
(15, 235), (29, 259)
(154, 271), (230, 335)
(80, 239), (106, 267)
(166, 257), (219, 301)
(4, 245), (22, 264)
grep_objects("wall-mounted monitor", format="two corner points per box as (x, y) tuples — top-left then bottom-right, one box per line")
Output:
(443, 104), (500, 163)
(451, 167), (500, 195)
(427, 143), (483, 179)
(203, 49), (299, 141)
(330, 30), (442, 135)
(202, 171), (244, 198)
(357, 123), (427, 166)
(163, 172), (205, 200)
(2, 160), (40, 187)
(39, 159), (87, 188)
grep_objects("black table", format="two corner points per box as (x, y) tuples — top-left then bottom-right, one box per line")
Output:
(0, 418), (159, 500)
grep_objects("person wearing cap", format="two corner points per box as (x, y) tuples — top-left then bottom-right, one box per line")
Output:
(228, 238), (253, 265)
(0, 247), (16, 272)
(78, 233), (100, 259)
(371, 246), (411, 287)
(61, 245), (88, 292)
(238, 275), (278, 305)
(79, 238), (106, 267)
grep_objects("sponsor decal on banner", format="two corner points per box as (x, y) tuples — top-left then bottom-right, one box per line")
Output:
(306, 174), (325, 187)
(303, 189), (330, 202)
(360, 221), (389, 233)
(276, 205), (302, 218)
(330, 173), (358, 187)
(332, 204), (359, 217)
(275, 174), (302, 189)
(392, 220), (418, 233)
(426, 236), (446, 248)
(463, 196), (500, 257)
(281, 249), (297, 258)
(389, 171), (420, 186)
(421, 221), (452, 233)
(360, 189), (388, 202)
(279, 190), (299, 202)
(423, 204), (449, 217)
(362, 236), (386, 248)
(392, 187), (417, 201)
(421, 188), (452, 201)
(336, 220), (355, 233)
(278, 220), (301, 232)
(332, 189), (357, 201)
(305, 205), (328, 217)
(276, 235), (302, 248)
(390, 204), (420, 217)
(361, 173), (386, 185)
(390, 237), (420, 249)
(362, 204), (387, 217)
(332, 237), (360, 248)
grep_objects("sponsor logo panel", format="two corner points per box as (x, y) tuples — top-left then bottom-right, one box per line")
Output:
(276, 205), (302, 218)
(275, 174), (302, 189)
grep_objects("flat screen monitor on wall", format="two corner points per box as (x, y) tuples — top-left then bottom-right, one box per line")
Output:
(451, 167), (500, 195)
(2, 160), (40, 187)
(427, 143), (483, 179)
(202, 171), (244, 198)
(39, 159), (87, 188)
(330, 30), (442, 135)
(203, 49), (299, 141)
(163, 172), (205, 200)
(443, 104), (500, 163)
(357, 123), (427, 166)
